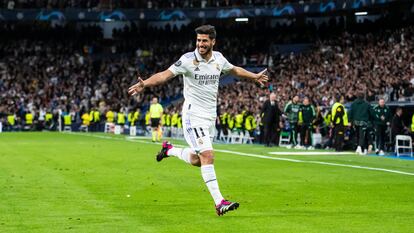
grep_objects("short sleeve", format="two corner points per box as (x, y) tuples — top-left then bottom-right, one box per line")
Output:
(221, 55), (234, 74)
(168, 55), (187, 76)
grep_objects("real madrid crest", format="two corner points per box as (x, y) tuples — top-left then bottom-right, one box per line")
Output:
(198, 138), (204, 145)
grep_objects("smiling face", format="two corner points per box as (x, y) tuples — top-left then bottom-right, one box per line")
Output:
(196, 34), (215, 57)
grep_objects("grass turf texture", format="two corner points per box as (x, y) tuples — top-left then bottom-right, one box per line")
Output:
(0, 132), (413, 233)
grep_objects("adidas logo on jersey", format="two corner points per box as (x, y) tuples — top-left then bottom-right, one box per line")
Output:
(194, 67), (200, 71)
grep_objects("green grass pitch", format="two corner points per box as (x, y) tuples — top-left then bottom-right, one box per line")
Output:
(0, 132), (414, 233)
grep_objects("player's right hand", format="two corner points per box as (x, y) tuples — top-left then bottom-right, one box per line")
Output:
(128, 77), (145, 96)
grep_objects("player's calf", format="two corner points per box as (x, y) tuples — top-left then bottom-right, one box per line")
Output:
(158, 141), (200, 165)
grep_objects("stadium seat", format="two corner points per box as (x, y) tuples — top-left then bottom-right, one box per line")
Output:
(312, 133), (322, 146)
(177, 128), (184, 138)
(79, 125), (88, 132)
(130, 126), (136, 136)
(218, 131), (229, 143)
(395, 135), (413, 157)
(104, 123), (115, 133)
(114, 125), (121, 135)
(279, 131), (290, 147)
(170, 127), (184, 139)
(162, 126), (170, 138)
(242, 132), (254, 144)
(170, 127), (178, 138)
(229, 131), (243, 144)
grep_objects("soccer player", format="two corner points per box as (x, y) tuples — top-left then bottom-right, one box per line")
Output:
(128, 25), (268, 216)
(149, 97), (163, 142)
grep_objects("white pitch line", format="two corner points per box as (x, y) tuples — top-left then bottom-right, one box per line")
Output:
(67, 133), (414, 176)
(305, 161), (414, 176)
(268, 151), (353, 155)
(213, 150), (414, 176)
(214, 149), (303, 163)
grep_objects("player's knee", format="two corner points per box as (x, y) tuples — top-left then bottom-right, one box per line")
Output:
(199, 150), (214, 164)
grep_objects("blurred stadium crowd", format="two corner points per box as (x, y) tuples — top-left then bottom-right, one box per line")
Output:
(1, 20), (414, 152)
(1, 0), (315, 10)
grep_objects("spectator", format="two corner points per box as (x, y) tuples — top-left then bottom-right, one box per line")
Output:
(1, 21), (414, 154)
(261, 92), (282, 147)
(331, 95), (348, 152)
(298, 97), (316, 149)
(284, 95), (301, 148)
(391, 107), (409, 150)
(371, 98), (391, 155)
(349, 91), (372, 155)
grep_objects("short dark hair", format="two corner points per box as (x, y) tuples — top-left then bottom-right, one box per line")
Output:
(195, 25), (216, 39)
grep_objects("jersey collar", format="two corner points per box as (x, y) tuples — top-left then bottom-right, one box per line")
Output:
(194, 49), (216, 63)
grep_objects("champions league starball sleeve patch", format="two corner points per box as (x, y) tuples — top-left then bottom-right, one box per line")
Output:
(174, 60), (182, 67)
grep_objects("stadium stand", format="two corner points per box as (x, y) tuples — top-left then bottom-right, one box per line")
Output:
(1, 1), (413, 154)
(0, 0), (326, 10)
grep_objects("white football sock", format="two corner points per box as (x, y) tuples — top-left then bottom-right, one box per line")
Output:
(167, 147), (192, 164)
(201, 164), (224, 205)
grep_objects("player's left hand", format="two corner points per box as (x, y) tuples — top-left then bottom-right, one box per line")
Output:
(255, 68), (269, 86)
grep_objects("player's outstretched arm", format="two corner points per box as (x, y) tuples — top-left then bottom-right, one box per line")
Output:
(128, 69), (175, 96)
(229, 66), (269, 86)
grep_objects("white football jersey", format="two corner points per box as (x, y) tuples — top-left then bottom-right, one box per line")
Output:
(168, 49), (234, 120)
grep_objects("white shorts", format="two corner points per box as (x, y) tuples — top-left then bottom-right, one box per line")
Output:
(182, 112), (215, 154)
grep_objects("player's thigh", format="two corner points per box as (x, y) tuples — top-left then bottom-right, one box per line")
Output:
(182, 114), (213, 154)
